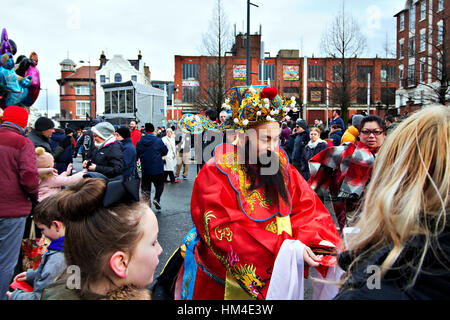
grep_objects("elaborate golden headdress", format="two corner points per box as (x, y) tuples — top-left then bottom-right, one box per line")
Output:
(178, 85), (297, 134)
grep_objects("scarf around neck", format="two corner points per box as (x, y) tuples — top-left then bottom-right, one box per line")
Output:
(307, 138), (325, 149)
(48, 236), (64, 252)
(95, 135), (116, 149)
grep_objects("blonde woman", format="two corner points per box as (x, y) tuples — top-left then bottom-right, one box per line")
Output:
(335, 104), (450, 299)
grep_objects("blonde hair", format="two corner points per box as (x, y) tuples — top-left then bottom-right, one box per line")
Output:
(343, 104), (450, 287)
(310, 127), (321, 134)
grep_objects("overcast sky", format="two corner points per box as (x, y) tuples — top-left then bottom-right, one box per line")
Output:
(1, 0), (405, 115)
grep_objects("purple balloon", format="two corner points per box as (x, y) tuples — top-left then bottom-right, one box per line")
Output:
(0, 28), (12, 55)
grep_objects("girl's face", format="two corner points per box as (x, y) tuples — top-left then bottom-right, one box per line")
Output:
(126, 206), (162, 288)
(310, 130), (319, 142)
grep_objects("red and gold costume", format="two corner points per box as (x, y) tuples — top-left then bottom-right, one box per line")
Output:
(175, 143), (341, 300)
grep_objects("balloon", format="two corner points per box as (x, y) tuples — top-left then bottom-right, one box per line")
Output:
(1, 29), (12, 55)
(0, 53), (32, 107)
(5, 76), (31, 106)
(15, 56), (31, 77)
(24, 52), (40, 105)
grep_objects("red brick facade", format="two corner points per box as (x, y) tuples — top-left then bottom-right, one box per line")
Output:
(394, 0), (449, 109)
(174, 36), (397, 124)
(57, 65), (98, 120)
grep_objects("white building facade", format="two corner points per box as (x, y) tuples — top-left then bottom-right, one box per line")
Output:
(95, 52), (151, 115)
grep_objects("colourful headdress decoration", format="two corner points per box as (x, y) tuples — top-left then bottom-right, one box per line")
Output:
(178, 114), (219, 134)
(178, 85), (297, 134)
(222, 85), (297, 130)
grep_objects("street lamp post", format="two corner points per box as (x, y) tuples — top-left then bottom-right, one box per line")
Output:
(80, 60), (92, 119)
(246, 1), (259, 86)
(39, 87), (48, 117)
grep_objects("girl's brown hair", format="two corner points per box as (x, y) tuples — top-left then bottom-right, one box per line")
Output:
(57, 178), (147, 298)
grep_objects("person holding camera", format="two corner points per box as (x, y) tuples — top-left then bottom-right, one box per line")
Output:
(82, 122), (123, 180)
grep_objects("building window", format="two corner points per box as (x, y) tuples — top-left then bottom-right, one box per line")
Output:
(357, 66), (373, 82)
(399, 65), (404, 88)
(419, 58), (426, 83)
(399, 13), (404, 31)
(333, 65), (347, 82)
(105, 90), (134, 114)
(356, 87), (371, 105)
(111, 91), (118, 113)
(207, 64), (225, 81)
(100, 75), (106, 83)
(105, 92), (111, 114)
(182, 86), (199, 103)
(76, 101), (90, 117)
(399, 39), (405, 59)
(126, 90), (134, 113)
(75, 86), (90, 95)
(408, 64), (415, 87)
(381, 66), (396, 82)
(259, 64), (275, 81)
(381, 87), (396, 106)
(409, 36), (415, 57)
(420, 1), (426, 21)
(182, 63), (199, 80)
(437, 20), (444, 45)
(118, 91), (125, 113)
(438, 0), (444, 11)
(114, 73), (122, 83)
(420, 29), (426, 52)
(409, 4), (416, 32)
(131, 75), (137, 81)
(308, 65), (324, 82)
(61, 85), (65, 96)
(437, 54), (443, 79)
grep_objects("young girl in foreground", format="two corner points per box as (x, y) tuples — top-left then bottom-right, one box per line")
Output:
(41, 178), (163, 300)
(335, 104), (450, 299)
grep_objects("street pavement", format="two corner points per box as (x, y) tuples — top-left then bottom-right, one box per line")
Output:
(73, 156), (338, 300)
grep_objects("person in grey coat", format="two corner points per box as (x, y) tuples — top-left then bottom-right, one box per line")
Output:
(7, 195), (67, 300)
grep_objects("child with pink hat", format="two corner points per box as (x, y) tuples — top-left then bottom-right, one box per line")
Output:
(35, 147), (86, 202)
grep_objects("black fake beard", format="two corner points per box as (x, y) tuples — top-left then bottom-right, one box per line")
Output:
(243, 140), (289, 205)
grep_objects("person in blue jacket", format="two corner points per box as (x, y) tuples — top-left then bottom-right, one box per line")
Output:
(329, 124), (344, 146)
(136, 123), (168, 211)
(115, 127), (137, 181)
(50, 128), (74, 174)
(330, 109), (345, 131)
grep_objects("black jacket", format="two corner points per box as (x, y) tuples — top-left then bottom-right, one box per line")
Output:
(136, 133), (168, 176)
(27, 129), (65, 159)
(335, 227), (450, 300)
(291, 130), (310, 180)
(89, 140), (124, 179)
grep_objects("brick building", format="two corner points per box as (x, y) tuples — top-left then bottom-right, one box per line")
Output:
(394, 0), (449, 112)
(57, 58), (98, 120)
(174, 33), (398, 125)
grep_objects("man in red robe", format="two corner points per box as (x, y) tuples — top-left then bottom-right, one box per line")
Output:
(174, 86), (341, 300)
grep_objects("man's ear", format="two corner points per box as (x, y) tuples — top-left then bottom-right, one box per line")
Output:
(109, 251), (129, 279)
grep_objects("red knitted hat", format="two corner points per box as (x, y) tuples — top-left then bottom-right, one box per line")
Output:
(2, 106), (29, 128)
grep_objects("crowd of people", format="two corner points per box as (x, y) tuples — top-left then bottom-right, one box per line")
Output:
(0, 88), (448, 300)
